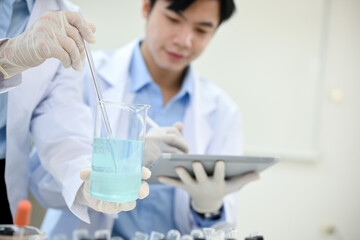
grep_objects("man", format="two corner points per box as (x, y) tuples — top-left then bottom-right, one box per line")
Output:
(35, 0), (259, 238)
(0, 0), (150, 224)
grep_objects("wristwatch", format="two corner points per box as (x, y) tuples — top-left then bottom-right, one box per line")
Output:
(195, 206), (223, 220)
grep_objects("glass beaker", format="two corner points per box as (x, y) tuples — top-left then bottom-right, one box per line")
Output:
(90, 101), (150, 202)
(0, 225), (46, 240)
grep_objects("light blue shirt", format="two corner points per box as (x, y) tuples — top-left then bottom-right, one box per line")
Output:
(0, 0), (34, 159)
(112, 43), (225, 239)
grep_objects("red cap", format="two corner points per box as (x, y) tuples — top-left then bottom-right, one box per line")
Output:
(14, 200), (32, 227)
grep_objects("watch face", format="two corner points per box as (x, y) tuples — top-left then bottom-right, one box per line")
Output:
(203, 210), (222, 219)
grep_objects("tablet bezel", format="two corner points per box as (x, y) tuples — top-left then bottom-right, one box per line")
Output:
(147, 153), (279, 184)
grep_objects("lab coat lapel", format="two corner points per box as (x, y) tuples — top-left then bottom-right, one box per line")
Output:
(174, 73), (215, 233)
(183, 73), (213, 154)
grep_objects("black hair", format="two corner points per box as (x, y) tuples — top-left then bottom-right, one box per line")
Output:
(149, 0), (236, 26)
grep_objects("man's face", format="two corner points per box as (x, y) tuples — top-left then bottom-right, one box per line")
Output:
(142, 0), (220, 72)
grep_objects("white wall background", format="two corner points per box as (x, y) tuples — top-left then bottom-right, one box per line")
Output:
(35, 0), (359, 239)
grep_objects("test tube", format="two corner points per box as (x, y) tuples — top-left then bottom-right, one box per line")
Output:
(73, 229), (90, 240)
(52, 234), (68, 240)
(180, 235), (193, 240)
(132, 231), (149, 240)
(149, 231), (164, 240)
(209, 230), (225, 240)
(14, 200), (32, 240)
(202, 228), (215, 239)
(111, 237), (125, 240)
(190, 229), (205, 239)
(166, 229), (181, 240)
(95, 229), (111, 240)
(225, 228), (239, 240)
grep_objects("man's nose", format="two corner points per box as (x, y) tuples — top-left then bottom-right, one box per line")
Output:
(174, 25), (193, 48)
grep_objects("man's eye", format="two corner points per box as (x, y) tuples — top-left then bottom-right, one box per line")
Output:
(168, 16), (179, 23)
(196, 28), (207, 34)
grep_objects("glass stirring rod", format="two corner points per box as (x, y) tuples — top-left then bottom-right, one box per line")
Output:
(83, 40), (113, 138)
(83, 40), (118, 170)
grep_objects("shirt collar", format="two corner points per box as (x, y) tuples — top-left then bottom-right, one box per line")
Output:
(130, 42), (194, 99)
(25, 0), (34, 13)
(130, 42), (153, 92)
(5, 0), (33, 11)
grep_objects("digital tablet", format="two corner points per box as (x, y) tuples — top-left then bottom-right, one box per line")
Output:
(147, 153), (279, 184)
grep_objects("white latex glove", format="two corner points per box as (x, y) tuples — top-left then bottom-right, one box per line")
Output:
(159, 161), (259, 213)
(0, 11), (96, 78)
(143, 122), (189, 167)
(75, 167), (151, 214)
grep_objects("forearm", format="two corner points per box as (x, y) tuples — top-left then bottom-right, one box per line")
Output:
(0, 39), (22, 92)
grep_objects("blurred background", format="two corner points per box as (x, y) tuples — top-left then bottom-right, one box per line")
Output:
(30, 0), (360, 239)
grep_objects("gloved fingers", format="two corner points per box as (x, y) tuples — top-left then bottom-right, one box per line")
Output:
(158, 176), (183, 188)
(57, 34), (82, 71)
(88, 23), (96, 34)
(97, 201), (117, 214)
(146, 126), (166, 136)
(138, 181), (150, 199)
(47, 43), (71, 69)
(192, 161), (208, 184)
(80, 167), (91, 180)
(141, 167), (152, 180)
(164, 127), (183, 137)
(120, 201), (137, 212)
(173, 122), (184, 133)
(65, 23), (86, 60)
(160, 144), (186, 154)
(92, 200), (136, 214)
(175, 167), (195, 185)
(213, 161), (226, 182)
(64, 12), (96, 44)
(95, 201), (121, 214)
(227, 172), (260, 193)
(163, 135), (189, 153)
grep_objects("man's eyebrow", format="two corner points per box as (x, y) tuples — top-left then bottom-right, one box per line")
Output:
(195, 22), (215, 28)
(173, 11), (216, 28)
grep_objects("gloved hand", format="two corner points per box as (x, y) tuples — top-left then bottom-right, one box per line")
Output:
(75, 167), (151, 214)
(143, 122), (189, 167)
(0, 11), (96, 78)
(159, 161), (259, 213)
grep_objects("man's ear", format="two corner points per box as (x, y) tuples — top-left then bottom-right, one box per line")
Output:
(142, 0), (151, 19)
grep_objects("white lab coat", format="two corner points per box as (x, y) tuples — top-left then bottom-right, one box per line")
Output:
(5, 0), (93, 222)
(36, 40), (244, 238)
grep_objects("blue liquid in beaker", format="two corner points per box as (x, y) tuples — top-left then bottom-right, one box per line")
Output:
(90, 137), (144, 202)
